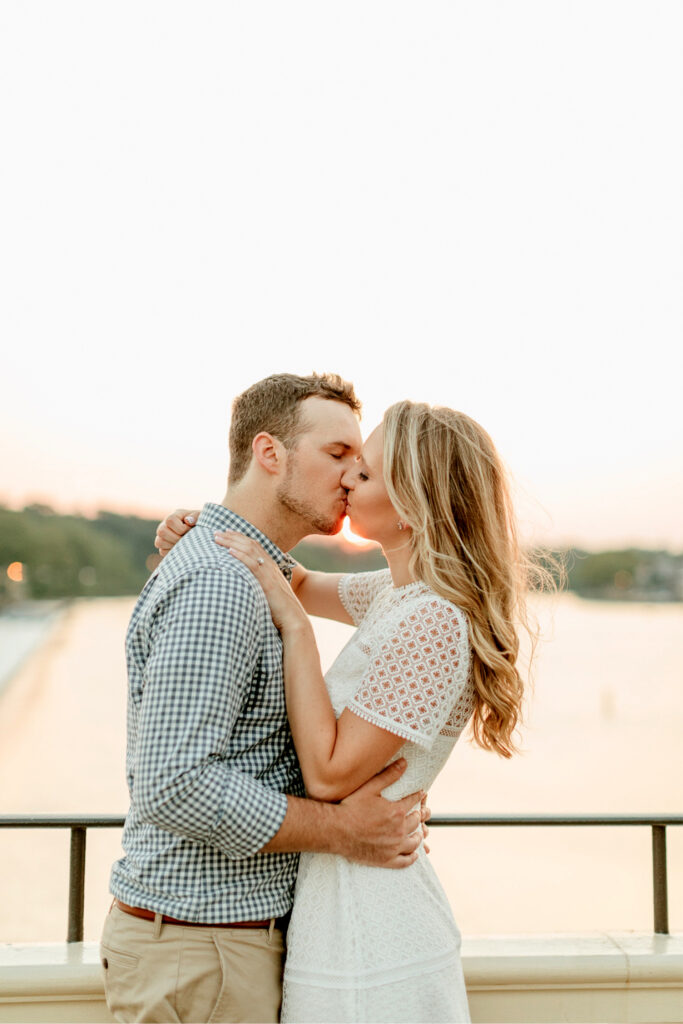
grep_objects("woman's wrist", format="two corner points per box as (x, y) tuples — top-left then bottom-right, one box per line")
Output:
(280, 612), (314, 639)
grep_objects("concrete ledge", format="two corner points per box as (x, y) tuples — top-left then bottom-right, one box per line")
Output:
(0, 933), (681, 1023)
(0, 943), (110, 1023)
(464, 931), (683, 986)
(462, 933), (683, 1024)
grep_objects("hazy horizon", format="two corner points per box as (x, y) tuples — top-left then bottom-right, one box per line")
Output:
(2, 494), (681, 556)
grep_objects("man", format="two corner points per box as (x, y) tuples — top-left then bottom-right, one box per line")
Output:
(101, 373), (425, 1023)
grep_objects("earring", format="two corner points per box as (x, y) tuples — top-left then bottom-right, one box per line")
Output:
(397, 522), (405, 531)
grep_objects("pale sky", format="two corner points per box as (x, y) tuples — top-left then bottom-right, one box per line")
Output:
(1, 1), (682, 550)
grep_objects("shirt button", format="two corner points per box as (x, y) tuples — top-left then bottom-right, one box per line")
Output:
(102, 957), (109, 970)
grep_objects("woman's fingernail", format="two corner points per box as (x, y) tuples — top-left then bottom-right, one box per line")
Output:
(185, 516), (195, 524)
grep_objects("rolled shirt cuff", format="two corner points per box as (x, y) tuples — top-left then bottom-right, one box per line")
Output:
(209, 769), (289, 859)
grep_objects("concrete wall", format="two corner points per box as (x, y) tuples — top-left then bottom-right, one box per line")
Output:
(0, 933), (681, 1023)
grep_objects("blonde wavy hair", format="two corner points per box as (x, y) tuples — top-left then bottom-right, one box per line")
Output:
(383, 401), (558, 758)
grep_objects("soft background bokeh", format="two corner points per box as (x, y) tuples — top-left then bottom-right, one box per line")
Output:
(1, 0), (682, 550)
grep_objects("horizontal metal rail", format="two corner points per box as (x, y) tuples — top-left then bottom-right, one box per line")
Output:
(1, 813), (681, 940)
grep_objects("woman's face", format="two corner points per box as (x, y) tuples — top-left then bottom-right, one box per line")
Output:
(341, 424), (401, 545)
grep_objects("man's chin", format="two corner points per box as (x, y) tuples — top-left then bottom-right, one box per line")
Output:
(314, 514), (345, 537)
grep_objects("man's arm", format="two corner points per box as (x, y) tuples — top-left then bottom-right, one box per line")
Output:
(133, 568), (289, 859)
(262, 759), (426, 869)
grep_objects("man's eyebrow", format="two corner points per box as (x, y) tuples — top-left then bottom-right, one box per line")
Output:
(324, 441), (355, 450)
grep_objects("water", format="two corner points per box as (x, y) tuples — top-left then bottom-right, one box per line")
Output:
(0, 594), (681, 942)
(0, 601), (65, 695)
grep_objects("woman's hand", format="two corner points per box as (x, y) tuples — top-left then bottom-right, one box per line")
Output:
(215, 530), (308, 633)
(155, 509), (200, 557)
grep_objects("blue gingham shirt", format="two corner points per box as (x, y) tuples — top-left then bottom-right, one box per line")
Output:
(110, 503), (305, 922)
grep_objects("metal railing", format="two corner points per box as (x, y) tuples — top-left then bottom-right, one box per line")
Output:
(0, 815), (124, 942)
(1, 813), (681, 941)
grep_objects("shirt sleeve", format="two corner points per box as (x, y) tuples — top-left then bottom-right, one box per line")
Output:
(338, 569), (393, 625)
(346, 595), (472, 749)
(132, 568), (288, 859)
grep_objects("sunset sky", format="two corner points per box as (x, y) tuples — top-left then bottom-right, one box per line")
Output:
(1, 2), (681, 550)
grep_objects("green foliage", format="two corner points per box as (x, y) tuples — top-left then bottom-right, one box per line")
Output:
(542, 547), (683, 600)
(292, 541), (386, 574)
(0, 507), (157, 601)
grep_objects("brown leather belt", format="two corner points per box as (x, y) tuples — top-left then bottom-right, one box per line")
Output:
(114, 899), (274, 929)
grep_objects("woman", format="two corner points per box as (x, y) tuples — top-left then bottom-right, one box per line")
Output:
(157, 400), (547, 1023)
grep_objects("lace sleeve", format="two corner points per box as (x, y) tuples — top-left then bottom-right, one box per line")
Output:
(338, 569), (392, 626)
(346, 595), (472, 749)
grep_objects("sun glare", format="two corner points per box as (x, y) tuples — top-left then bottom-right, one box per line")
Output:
(341, 517), (373, 548)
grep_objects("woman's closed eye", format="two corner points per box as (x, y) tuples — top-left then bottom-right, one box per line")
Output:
(358, 471), (369, 481)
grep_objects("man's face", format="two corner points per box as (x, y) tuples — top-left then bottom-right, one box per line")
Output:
(276, 396), (362, 535)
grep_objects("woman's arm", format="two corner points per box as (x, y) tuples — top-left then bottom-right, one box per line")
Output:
(277, 563), (353, 624)
(281, 617), (405, 800)
(219, 531), (404, 801)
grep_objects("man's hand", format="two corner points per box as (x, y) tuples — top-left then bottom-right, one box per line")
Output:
(335, 759), (427, 869)
(421, 791), (431, 854)
(155, 509), (200, 557)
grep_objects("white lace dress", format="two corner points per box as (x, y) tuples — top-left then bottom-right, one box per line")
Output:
(281, 570), (475, 1024)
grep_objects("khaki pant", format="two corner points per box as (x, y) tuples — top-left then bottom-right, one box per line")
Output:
(100, 903), (285, 1023)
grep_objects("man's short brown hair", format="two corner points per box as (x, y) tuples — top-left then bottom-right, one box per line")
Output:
(228, 372), (361, 485)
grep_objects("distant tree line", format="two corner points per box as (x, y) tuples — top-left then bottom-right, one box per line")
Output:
(0, 505), (160, 602)
(0, 505), (680, 605)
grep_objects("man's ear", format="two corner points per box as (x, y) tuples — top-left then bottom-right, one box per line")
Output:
(251, 432), (284, 476)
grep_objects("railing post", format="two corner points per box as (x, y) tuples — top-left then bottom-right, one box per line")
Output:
(652, 824), (669, 935)
(67, 826), (87, 942)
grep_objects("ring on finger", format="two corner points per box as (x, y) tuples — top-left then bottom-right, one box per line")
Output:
(256, 557), (264, 565)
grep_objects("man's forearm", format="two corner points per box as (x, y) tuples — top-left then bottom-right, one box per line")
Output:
(260, 795), (341, 855)
(259, 761), (426, 869)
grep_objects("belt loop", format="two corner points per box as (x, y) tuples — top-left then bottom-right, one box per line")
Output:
(153, 912), (163, 940)
(268, 918), (276, 940)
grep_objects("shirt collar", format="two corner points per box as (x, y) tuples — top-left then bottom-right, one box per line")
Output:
(197, 503), (297, 582)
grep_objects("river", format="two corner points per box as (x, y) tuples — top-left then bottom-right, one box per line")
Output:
(0, 593), (681, 942)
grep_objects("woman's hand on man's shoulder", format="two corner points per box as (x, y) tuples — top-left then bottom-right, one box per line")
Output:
(155, 509), (200, 557)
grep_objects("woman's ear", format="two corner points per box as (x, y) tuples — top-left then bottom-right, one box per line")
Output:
(251, 432), (284, 476)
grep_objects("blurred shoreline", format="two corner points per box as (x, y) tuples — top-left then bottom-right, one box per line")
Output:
(0, 600), (68, 696)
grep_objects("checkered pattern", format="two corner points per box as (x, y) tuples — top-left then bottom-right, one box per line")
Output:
(110, 503), (304, 923)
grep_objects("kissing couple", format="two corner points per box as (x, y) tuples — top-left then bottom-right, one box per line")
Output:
(102, 372), (539, 1023)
